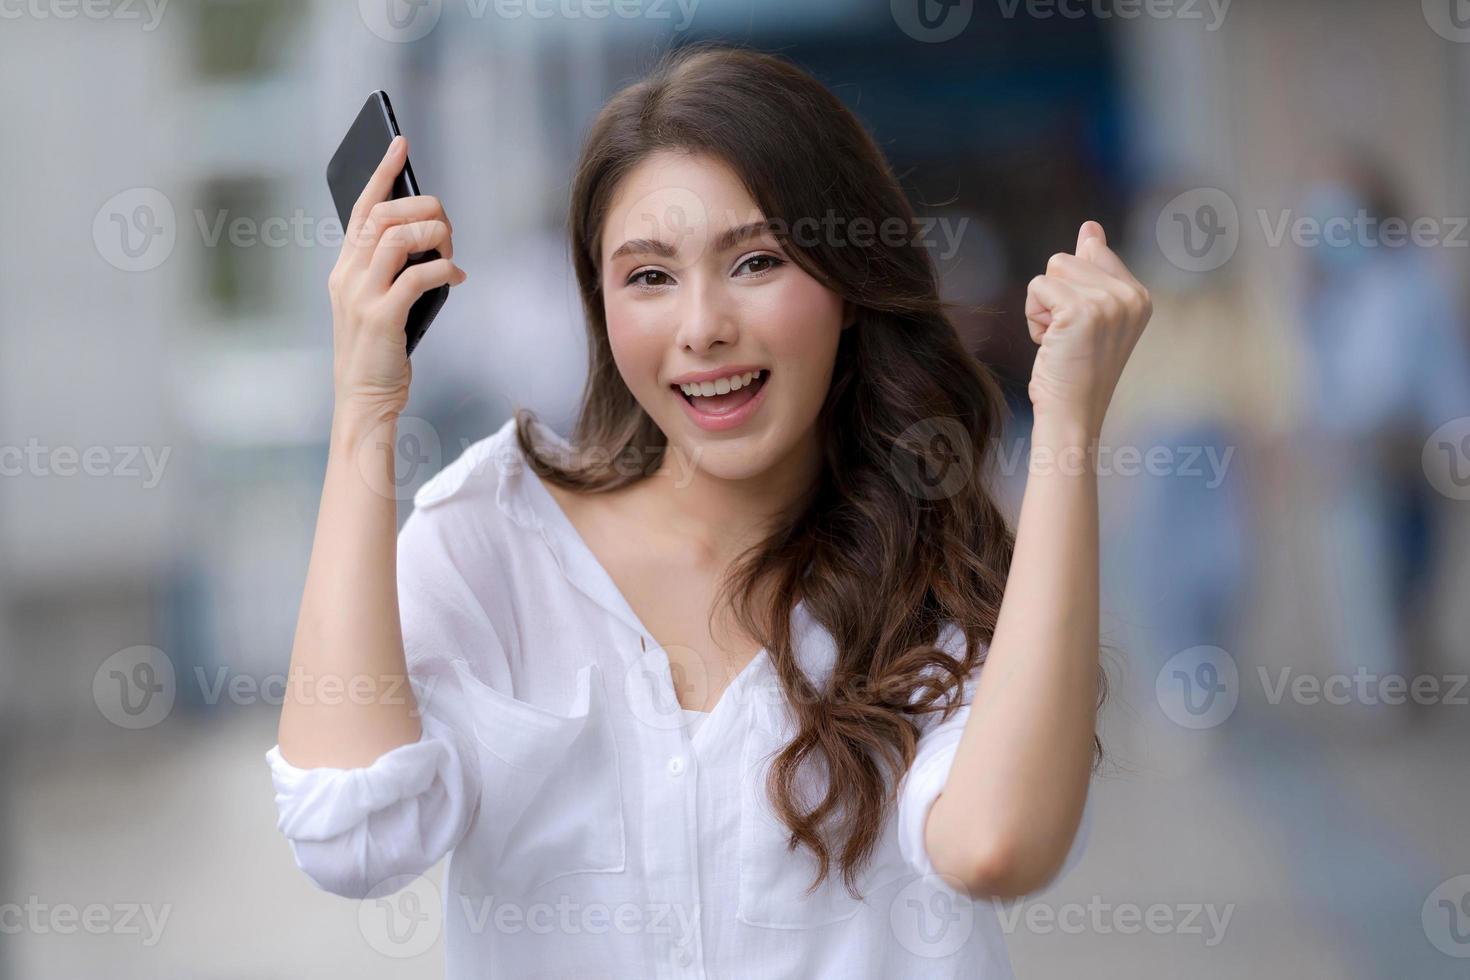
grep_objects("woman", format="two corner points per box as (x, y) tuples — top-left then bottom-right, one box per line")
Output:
(267, 44), (1150, 978)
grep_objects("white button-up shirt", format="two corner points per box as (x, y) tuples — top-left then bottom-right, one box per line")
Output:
(265, 416), (1091, 978)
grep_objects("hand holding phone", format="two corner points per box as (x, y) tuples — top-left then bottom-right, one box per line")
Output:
(325, 95), (466, 416)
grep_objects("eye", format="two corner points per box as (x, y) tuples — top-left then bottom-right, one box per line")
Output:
(627, 268), (674, 290)
(734, 253), (784, 278)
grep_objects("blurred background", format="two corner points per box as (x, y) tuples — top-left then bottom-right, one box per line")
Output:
(3, 0), (1470, 976)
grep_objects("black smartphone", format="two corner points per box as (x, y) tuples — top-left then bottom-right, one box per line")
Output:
(326, 90), (448, 356)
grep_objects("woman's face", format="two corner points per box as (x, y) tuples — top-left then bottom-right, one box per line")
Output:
(599, 150), (848, 481)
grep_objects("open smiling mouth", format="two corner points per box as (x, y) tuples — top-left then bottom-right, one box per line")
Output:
(670, 369), (770, 430)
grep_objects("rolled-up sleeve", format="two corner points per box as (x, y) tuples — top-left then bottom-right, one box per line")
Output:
(264, 504), (507, 899)
(895, 630), (1095, 897)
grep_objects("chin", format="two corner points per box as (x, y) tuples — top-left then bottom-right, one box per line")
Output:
(662, 427), (774, 483)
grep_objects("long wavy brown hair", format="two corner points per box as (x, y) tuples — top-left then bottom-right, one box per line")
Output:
(513, 42), (1105, 901)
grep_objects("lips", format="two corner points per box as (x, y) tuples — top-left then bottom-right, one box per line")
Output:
(671, 370), (770, 432)
(673, 372), (766, 413)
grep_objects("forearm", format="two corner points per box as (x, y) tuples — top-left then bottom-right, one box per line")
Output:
(276, 405), (423, 769)
(925, 413), (1100, 896)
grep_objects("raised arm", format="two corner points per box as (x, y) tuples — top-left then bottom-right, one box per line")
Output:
(924, 220), (1152, 898)
(276, 134), (468, 769)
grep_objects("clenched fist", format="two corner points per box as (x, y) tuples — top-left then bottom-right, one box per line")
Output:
(1024, 220), (1152, 438)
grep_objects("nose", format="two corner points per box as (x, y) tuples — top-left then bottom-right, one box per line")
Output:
(673, 271), (738, 354)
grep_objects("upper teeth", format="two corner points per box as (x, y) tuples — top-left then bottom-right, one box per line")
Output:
(679, 370), (763, 397)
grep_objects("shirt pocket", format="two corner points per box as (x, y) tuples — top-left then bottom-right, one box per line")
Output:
(735, 700), (878, 929)
(451, 659), (627, 893)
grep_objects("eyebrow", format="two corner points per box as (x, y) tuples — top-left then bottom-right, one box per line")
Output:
(607, 219), (777, 263)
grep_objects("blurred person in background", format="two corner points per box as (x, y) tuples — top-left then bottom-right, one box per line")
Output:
(1103, 184), (1301, 737)
(1289, 148), (1470, 687)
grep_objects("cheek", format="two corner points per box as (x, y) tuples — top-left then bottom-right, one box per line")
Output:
(604, 305), (668, 391)
(749, 274), (845, 374)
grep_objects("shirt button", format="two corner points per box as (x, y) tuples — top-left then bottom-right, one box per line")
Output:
(667, 755), (686, 777)
(672, 944), (692, 967)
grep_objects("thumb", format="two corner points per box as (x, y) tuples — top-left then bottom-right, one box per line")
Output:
(1076, 219), (1106, 256)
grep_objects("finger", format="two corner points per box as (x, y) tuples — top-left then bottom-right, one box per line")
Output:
(1078, 234), (1142, 287)
(1025, 274), (1084, 344)
(383, 257), (467, 322)
(369, 219), (453, 288)
(1045, 250), (1120, 290)
(346, 136), (408, 248)
(352, 195), (453, 258)
(1024, 302), (1048, 345)
(360, 194), (453, 236)
(1076, 219), (1105, 256)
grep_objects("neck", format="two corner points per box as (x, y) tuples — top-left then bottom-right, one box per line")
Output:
(642, 427), (822, 568)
